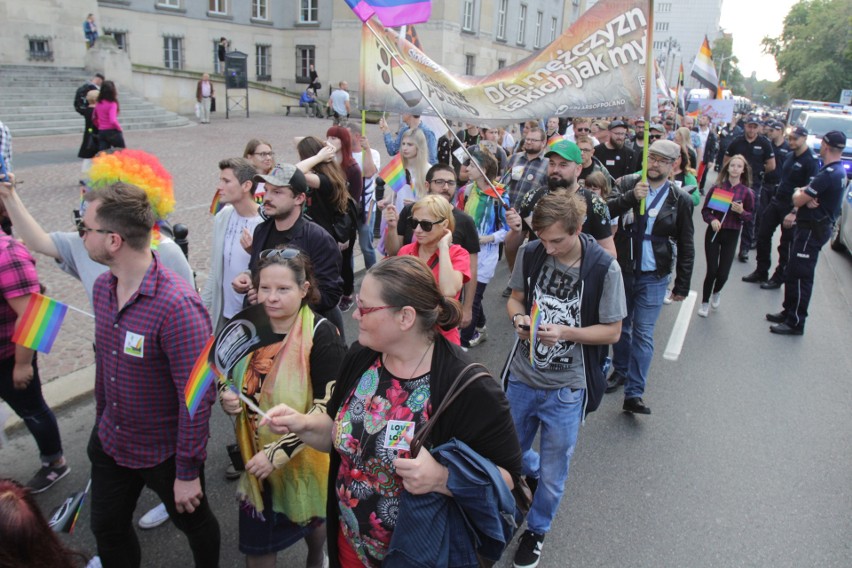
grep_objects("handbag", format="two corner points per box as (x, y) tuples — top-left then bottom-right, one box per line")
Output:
(210, 96), (217, 112)
(409, 363), (532, 532)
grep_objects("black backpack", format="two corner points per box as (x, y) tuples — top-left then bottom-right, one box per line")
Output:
(330, 195), (360, 244)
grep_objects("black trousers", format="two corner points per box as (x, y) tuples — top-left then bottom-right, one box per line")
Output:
(703, 226), (740, 302)
(755, 199), (792, 280)
(739, 182), (763, 254)
(781, 223), (830, 330)
(88, 428), (221, 568)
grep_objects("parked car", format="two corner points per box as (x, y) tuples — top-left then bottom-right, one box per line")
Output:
(796, 111), (852, 179)
(831, 184), (852, 253)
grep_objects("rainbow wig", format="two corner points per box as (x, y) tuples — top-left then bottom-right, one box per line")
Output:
(87, 149), (175, 220)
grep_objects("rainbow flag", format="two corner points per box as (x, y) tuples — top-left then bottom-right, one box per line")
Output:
(528, 301), (543, 365)
(184, 337), (221, 418)
(345, 0), (431, 27)
(707, 188), (734, 213)
(209, 192), (223, 215)
(12, 294), (68, 354)
(378, 153), (406, 193)
(547, 136), (563, 149)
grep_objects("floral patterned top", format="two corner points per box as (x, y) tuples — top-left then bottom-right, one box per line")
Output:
(331, 357), (431, 567)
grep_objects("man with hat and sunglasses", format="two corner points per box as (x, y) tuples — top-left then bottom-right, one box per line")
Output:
(766, 130), (847, 335)
(605, 139), (695, 414)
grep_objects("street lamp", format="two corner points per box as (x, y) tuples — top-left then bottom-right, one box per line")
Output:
(717, 55), (735, 89)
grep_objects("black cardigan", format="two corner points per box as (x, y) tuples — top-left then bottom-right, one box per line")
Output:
(326, 338), (523, 567)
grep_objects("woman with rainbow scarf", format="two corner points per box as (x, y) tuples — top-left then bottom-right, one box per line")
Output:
(218, 247), (346, 568)
(455, 146), (509, 349)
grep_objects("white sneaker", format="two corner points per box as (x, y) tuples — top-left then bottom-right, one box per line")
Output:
(697, 303), (710, 317)
(663, 291), (673, 305)
(710, 292), (721, 309)
(138, 503), (170, 529)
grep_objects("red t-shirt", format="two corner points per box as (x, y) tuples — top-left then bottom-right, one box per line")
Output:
(397, 242), (470, 345)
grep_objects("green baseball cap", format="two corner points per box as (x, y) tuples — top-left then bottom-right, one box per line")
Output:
(544, 140), (582, 164)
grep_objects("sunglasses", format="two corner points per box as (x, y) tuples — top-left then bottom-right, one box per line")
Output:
(407, 217), (445, 232)
(259, 248), (301, 260)
(354, 294), (395, 317)
(649, 135), (662, 141)
(76, 219), (115, 238)
(575, 127), (591, 133)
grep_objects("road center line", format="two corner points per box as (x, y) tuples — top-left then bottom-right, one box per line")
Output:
(663, 290), (697, 361)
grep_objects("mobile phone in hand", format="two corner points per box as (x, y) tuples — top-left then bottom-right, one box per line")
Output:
(518, 324), (530, 331)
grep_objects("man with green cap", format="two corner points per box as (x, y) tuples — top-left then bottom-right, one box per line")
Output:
(508, 139), (616, 257)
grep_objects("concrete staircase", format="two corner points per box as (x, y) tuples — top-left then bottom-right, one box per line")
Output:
(0, 66), (191, 137)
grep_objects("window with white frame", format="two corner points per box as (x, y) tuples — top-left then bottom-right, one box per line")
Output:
(655, 22), (669, 32)
(253, 0), (268, 20)
(163, 36), (183, 69)
(657, 2), (672, 12)
(209, 0), (228, 14)
(462, 0), (474, 32)
(496, 0), (507, 40)
(27, 37), (52, 61)
(517, 5), (527, 45)
(256, 45), (271, 80)
(157, 0), (180, 7)
(106, 30), (128, 52)
(551, 17), (557, 42)
(534, 11), (543, 49)
(300, 0), (318, 23)
(465, 54), (475, 75)
(296, 45), (315, 82)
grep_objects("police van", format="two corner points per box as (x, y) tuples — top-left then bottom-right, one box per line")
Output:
(795, 111), (852, 180)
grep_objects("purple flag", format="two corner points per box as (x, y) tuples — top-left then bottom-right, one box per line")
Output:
(344, 0), (431, 27)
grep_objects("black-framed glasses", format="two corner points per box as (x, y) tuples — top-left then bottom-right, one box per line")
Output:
(252, 152), (275, 159)
(76, 219), (115, 238)
(648, 155), (674, 166)
(429, 178), (457, 188)
(575, 127), (591, 133)
(354, 294), (394, 317)
(259, 248), (300, 261)
(649, 135), (662, 141)
(407, 217), (445, 232)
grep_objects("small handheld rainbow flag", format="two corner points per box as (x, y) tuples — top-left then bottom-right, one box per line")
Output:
(378, 153), (406, 193)
(547, 136), (563, 149)
(528, 301), (543, 365)
(184, 337), (221, 418)
(12, 294), (68, 354)
(707, 187), (735, 213)
(209, 192), (223, 215)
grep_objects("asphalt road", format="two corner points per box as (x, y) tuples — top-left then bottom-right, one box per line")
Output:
(3, 138), (851, 566)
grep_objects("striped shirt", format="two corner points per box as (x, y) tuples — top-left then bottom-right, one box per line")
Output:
(93, 253), (214, 479)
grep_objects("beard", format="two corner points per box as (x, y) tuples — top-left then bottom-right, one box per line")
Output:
(547, 175), (572, 191)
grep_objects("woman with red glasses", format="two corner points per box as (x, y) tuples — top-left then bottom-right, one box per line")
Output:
(218, 247), (346, 568)
(260, 256), (522, 567)
(397, 194), (470, 345)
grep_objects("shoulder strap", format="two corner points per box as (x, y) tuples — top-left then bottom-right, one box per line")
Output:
(312, 317), (327, 336)
(410, 363), (490, 458)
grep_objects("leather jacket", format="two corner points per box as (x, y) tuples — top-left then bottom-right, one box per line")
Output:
(608, 174), (695, 297)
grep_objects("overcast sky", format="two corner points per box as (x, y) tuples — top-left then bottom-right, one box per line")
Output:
(719, 0), (799, 82)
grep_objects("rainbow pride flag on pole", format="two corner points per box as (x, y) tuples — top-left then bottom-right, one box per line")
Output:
(209, 192), (223, 215)
(378, 153), (406, 193)
(528, 301), (543, 365)
(345, 0), (431, 27)
(547, 136), (563, 149)
(12, 294), (68, 354)
(707, 187), (735, 213)
(184, 337), (221, 419)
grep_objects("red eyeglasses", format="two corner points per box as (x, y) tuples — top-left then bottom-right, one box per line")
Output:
(354, 295), (395, 316)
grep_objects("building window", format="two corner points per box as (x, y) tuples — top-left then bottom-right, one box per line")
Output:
(656, 2), (672, 12)
(209, 0), (227, 14)
(300, 0), (318, 23)
(551, 17), (557, 42)
(106, 30), (128, 52)
(27, 37), (52, 61)
(157, 0), (180, 7)
(465, 54), (475, 75)
(653, 40), (667, 50)
(517, 5), (527, 45)
(252, 0), (268, 19)
(296, 45), (315, 83)
(496, 0), (507, 40)
(497, 58), (506, 70)
(462, 0), (474, 32)
(534, 11), (543, 49)
(655, 22), (669, 32)
(163, 36), (183, 70)
(256, 45), (271, 81)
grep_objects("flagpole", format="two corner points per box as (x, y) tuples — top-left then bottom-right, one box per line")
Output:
(360, 22), (368, 198)
(67, 304), (95, 319)
(711, 210), (727, 242)
(363, 19), (506, 208)
(640, 0), (654, 216)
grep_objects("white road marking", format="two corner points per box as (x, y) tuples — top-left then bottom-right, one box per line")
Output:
(663, 290), (697, 361)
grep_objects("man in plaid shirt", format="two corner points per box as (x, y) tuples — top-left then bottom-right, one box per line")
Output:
(82, 182), (220, 566)
(0, 233), (69, 493)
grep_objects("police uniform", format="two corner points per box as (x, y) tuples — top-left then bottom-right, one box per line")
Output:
(754, 146), (817, 283)
(777, 159), (846, 332)
(762, 138), (791, 206)
(725, 132), (774, 255)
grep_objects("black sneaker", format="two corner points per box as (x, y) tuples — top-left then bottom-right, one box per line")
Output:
(26, 462), (70, 494)
(514, 530), (545, 568)
(338, 295), (354, 312)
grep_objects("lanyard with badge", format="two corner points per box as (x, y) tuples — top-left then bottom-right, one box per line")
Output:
(644, 185), (669, 224)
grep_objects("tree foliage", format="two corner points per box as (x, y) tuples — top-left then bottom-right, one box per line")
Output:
(762, 0), (852, 101)
(712, 35), (745, 95)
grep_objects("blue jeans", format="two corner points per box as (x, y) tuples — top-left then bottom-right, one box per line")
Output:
(506, 375), (584, 534)
(357, 206), (377, 270)
(0, 355), (63, 463)
(612, 272), (669, 399)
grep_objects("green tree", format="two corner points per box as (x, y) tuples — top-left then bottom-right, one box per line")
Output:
(762, 0), (852, 101)
(712, 35), (745, 95)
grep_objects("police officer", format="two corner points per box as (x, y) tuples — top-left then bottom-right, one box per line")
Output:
(766, 130), (847, 335)
(724, 115), (776, 262)
(746, 126), (817, 288)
